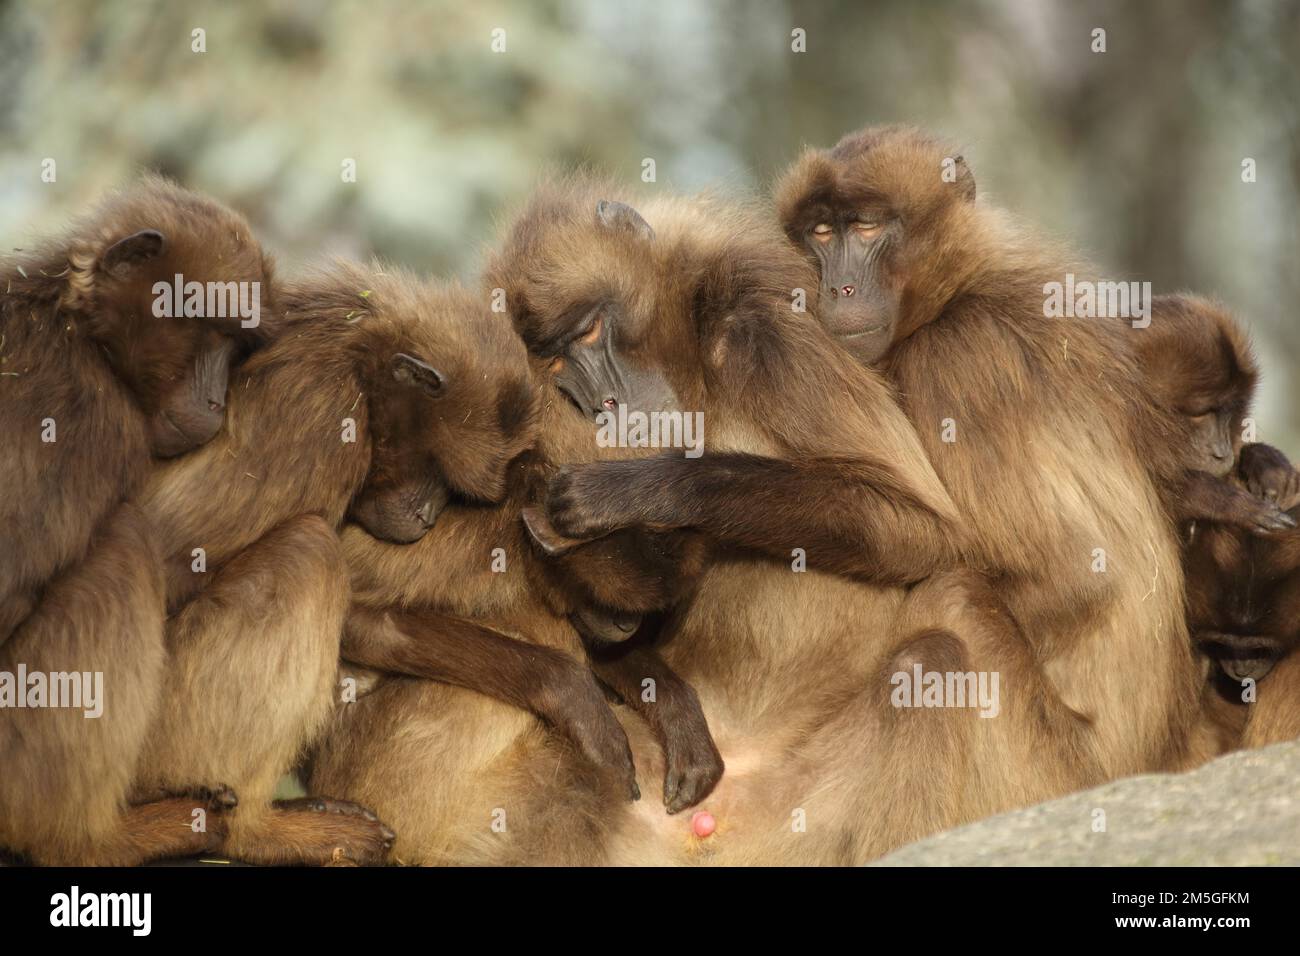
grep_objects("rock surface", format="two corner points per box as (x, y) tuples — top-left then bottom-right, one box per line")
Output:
(873, 741), (1300, 866)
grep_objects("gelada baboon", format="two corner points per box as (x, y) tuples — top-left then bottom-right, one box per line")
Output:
(1133, 294), (1300, 748)
(311, 178), (1093, 865)
(0, 180), (273, 864)
(0, 175), (274, 642)
(1133, 293), (1294, 535)
(1124, 294), (1296, 754)
(308, 354), (726, 866)
(1233, 508), (1300, 748)
(131, 263), (537, 865)
(1182, 457), (1300, 744)
(775, 125), (1200, 775)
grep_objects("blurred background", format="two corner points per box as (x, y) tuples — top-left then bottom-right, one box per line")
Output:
(1, 0), (1297, 448)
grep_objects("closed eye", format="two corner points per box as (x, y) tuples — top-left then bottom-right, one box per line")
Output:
(577, 310), (603, 346)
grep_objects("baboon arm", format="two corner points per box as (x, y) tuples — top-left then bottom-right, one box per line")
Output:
(544, 312), (964, 584)
(342, 606), (567, 713)
(589, 644), (724, 814)
(547, 453), (963, 585)
(341, 606), (639, 796)
(1179, 471), (1296, 533)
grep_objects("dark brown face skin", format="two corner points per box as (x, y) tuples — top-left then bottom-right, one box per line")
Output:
(775, 126), (980, 367)
(148, 333), (238, 458)
(87, 224), (273, 459)
(347, 352), (454, 544)
(349, 480), (449, 545)
(801, 212), (902, 363)
(345, 343), (538, 545)
(544, 301), (683, 423)
(1180, 404), (1238, 478)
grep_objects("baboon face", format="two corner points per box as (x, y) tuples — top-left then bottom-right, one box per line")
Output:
(1177, 341), (1254, 480)
(350, 351), (456, 544)
(82, 195), (275, 458)
(1139, 296), (1258, 479)
(348, 287), (539, 544)
(1182, 405), (1239, 478)
(798, 205), (903, 361)
(542, 294), (682, 423)
(495, 196), (685, 424)
(146, 330), (240, 458)
(777, 126), (977, 364)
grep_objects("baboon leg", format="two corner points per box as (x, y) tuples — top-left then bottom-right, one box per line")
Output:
(888, 569), (1100, 795)
(851, 626), (980, 860)
(113, 796), (231, 864)
(220, 797), (395, 867)
(132, 514), (392, 865)
(815, 570), (1101, 863)
(1242, 652), (1300, 748)
(0, 504), (169, 865)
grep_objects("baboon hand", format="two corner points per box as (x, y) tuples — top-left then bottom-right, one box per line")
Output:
(133, 783), (238, 813)
(659, 690), (725, 815)
(545, 463), (641, 540)
(1240, 445), (1300, 512)
(535, 661), (640, 801)
(1231, 493), (1298, 535)
(196, 783), (239, 812)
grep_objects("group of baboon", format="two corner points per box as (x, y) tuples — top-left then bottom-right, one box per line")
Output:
(2, 125), (1298, 867)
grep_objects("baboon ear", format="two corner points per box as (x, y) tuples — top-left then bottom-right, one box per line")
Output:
(391, 352), (445, 397)
(596, 200), (655, 240)
(101, 229), (167, 277)
(951, 155), (976, 203)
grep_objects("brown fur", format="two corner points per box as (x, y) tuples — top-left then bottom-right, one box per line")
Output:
(1183, 458), (1300, 749)
(309, 176), (1095, 865)
(0, 181), (274, 865)
(132, 263), (537, 864)
(1131, 294), (1289, 532)
(775, 126), (1200, 777)
(0, 176), (274, 641)
(1127, 294), (1300, 753)
(308, 351), (728, 863)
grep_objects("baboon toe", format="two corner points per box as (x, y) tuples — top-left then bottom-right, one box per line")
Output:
(325, 815), (397, 864)
(275, 795), (381, 822)
(200, 784), (239, 811)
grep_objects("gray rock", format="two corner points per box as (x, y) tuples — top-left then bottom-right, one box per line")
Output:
(873, 741), (1300, 866)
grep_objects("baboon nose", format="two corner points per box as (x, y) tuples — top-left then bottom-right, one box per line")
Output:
(416, 499), (435, 526)
(841, 285), (856, 297)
